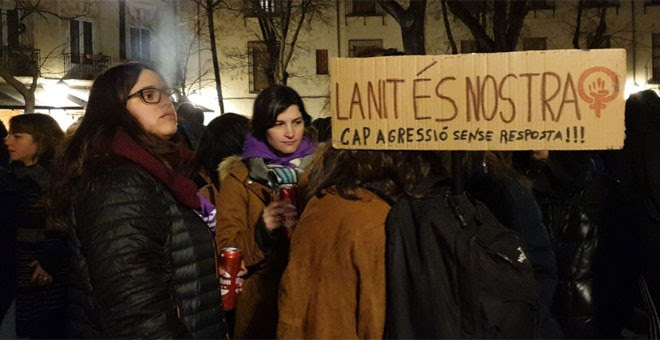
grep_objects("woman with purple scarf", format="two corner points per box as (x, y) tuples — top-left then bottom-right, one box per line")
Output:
(215, 85), (316, 339)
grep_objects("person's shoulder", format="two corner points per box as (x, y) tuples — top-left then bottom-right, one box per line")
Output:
(310, 187), (390, 220)
(219, 155), (247, 182)
(83, 157), (160, 192)
(75, 158), (169, 214)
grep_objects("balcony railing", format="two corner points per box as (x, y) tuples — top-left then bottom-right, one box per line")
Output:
(64, 53), (111, 80)
(0, 46), (40, 76)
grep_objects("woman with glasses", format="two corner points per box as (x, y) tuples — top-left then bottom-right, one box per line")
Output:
(50, 63), (227, 338)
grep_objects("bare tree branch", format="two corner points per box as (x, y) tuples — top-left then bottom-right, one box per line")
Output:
(447, 0), (528, 53)
(17, 0), (90, 22)
(376, 0), (427, 54)
(2, 0), (88, 112)
(446, 0), (495, 52)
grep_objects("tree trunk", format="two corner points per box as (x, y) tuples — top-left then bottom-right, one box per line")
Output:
(503, 0), (528, 51)
(266, 43), (279, 85)
(589, 6), (608, 49)
(573, 0), (583, 49)
(401, 15), (426, 55)
(441, 0), (458, 55)
(377, 0), (427, 55)
(206, 0), (224, 114)
(446, 0), (495, 52)
(447, 0), (527, 53)
(23, 91), (35, 113)
(0, 66), (37, 113)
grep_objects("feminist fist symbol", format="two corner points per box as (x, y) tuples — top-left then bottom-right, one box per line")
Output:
(578, 66), (619, 118)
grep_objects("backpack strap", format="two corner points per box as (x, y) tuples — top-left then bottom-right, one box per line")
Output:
(446, 191), (485, 229)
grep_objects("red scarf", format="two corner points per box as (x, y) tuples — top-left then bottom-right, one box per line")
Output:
(109, 129), (200, 210)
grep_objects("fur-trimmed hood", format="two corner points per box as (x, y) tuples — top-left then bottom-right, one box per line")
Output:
(217, 155), (242, 185)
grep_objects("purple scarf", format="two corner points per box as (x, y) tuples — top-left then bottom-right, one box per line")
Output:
(242, 133), (316, 167)
(197, 193), (216, 235)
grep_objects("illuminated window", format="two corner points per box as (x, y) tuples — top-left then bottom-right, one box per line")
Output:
(130, 27), (150, 61)
(246, 0), (282, 16)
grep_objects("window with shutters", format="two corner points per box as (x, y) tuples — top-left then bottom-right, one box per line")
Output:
(70, 19), (93, 64)
(348, 39), (382, 57)
(528, 0), (555, 10)
(522, 37), (547, 51)
(351, 0), (377, 15)
(460, 40), (477, 53)
(582, 0), (620, 8)
(316, 49), (328, 75)
(249, 41), (270, 93)
(1, 9), (21, 48)
(130, 27), (151, 61)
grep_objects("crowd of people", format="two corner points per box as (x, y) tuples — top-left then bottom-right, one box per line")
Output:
(0, 61), (659, 339)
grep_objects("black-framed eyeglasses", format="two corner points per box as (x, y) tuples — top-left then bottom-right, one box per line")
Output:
(127, 87), (176, 104)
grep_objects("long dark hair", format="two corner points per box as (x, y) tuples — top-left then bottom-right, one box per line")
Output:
(464, 151), (531, 188)
(51, 63), (182, 228)
(194, 113), (249, 188)
(8, 113), (64, 167)
(306, 143), (449, 201)
(251, 85), (311, 141)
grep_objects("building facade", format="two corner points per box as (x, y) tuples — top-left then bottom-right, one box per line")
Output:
(1, 0), (659, 129)
(184, 0), (660, 122)
(0, 0), (177, 128)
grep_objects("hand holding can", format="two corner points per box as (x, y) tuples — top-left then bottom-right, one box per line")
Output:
(219, 247), (242, 311)
(278, 185), (298, 238)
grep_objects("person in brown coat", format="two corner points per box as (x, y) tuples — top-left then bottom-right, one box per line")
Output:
(278, 146), (447, 338)
(215, 85), (316, 338)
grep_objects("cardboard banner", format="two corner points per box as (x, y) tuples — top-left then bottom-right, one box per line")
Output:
(330, 49), (626, 150)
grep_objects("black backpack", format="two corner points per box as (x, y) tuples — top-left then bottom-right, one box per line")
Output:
(383, 182), (540, 339)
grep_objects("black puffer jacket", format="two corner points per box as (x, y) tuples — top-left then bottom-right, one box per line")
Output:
(531, 152), (605, 338)
(67, 159), (226, 339)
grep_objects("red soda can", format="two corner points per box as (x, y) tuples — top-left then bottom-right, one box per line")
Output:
(278, 185), (298, 238)
(219, 247), (242, 311)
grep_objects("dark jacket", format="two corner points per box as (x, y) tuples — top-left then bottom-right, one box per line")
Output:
(67, 158), (226, 339)
(0, 166), (19, 321)
(467, 172), (563, 338)
(5, 163), (70, 339)
(597, 90), (660, 337)
(531, 152), (605, 338)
